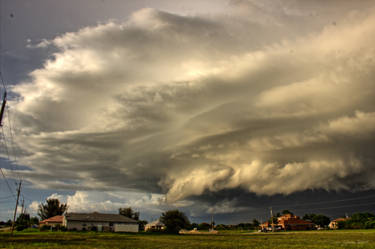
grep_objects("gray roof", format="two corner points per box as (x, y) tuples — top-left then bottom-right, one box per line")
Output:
(65, 212), (138, 223)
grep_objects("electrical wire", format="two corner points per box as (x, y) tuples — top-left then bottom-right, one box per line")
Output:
(269, 194), (375, 209)
(0, 194), (14, 200)
(0, 167), (16, 199)
(5, 107), (22, 181)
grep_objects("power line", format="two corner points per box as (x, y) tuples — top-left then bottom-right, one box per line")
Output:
(5, 106), (22, 181)
(0, 194), (14, 200)
(265, 194), (375, 209)
(0, 126), (20, 182)
(0, 167), (16, 199)
(194, 194), (375, 221)
(0, 126), (11, 161)
(297, 201), (375, 211)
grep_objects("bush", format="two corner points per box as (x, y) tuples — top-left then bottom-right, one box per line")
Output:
(52, 224), (62, 231)
(215, 224), (227, 230)
(40, 225), (51, 231)
(19, 228), (39, 233)
(16, 225), (28, 231)
(90, 226), (98, 232)
(337, 213), (375, 229)
(198, 222), (211, 231)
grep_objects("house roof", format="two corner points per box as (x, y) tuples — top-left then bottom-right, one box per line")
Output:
(40, 215), (64, 224)
(65, 212), (138, 223)
(281, 219), (314, 225)
(331, 218), (349, 223)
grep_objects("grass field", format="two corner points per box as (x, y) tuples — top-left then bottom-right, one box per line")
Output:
(1, 230), (375, 249)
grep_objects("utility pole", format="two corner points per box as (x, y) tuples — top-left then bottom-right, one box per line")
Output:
(11, 180), (22, 235)
(270, 207), (275, 232)
(21, 198), (25, 215)
(0, 91), (7, 126)
(210, 214), (214, 231)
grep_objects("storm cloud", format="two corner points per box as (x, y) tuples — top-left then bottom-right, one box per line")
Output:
(5, 1), (375, 207)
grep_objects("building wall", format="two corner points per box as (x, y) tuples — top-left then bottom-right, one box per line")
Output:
(329, 221), (338, 229)
(65, 220), (138, 232)
(43, 222), (62, 227)
(66, 220), (110, 231)
(114, 224), (139, 233)
(145, 225), (165, 231)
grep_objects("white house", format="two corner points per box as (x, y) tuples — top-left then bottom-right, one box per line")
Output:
(145, 219), (166, 231)
(63, 212), (138, 232)
(329, 218), (349, 229)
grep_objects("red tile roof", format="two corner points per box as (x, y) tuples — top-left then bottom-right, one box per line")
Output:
(40, 215), (63, 224)
(331, 218), (349, 222)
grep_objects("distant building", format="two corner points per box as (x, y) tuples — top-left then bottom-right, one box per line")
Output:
(260, 214), (315, 231)
(39, 215), (64, 227)
(329, 218), (349, 229)
(260, 221), (273, 231)
(63, 212), (139, 232)
(277, 214), (315, 230)
(145, 219), (165, 231)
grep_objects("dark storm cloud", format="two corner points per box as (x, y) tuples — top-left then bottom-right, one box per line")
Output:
(4, 1), (375, 211)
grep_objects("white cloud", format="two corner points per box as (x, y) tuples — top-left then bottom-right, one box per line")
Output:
(29, 201), (39, 214)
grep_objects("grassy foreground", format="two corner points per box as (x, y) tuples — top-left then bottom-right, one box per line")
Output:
(1, 230), (375, 249)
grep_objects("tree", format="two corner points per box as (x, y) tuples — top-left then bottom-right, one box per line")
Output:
(303, 213), (315, 221)
(137, 220), (148, 231)
(119, 207), (139, 221)
(30, 217), (39, 226)
(311, 214), (330, 227)
(252, 218), (260, 228)
(16, 213), (30, 231)
(269, 216), (278, 224)
(6, 219), (12, 226)
(303, 213), (330, 227)
(198, 222), (211, 230)
(282, 210), (294, 216)
(38, 199), (68, 220)
(160, 210), (191, 234)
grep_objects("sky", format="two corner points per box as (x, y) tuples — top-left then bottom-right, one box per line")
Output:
(1, 0), (375, 224)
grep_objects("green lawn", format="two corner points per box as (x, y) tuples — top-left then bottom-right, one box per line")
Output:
(1, 230), (375, 249)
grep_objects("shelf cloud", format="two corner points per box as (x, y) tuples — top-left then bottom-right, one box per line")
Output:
(7, 1), (375, 206)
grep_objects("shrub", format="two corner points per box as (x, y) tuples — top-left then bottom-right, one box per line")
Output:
(16, 225), (28, 231)
(52, 224), (62, 231)
(198, 222), (211, 231)
(40, 225), (51, 231)
(20, 228), (39, 233)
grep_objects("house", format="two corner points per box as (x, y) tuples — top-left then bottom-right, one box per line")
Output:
(329, 218), (349, 229)
(145, 219), (165, 231)
(277, 214), (315, 230)
(39, 215), (64, 227)
(179, 227), (219, 234)
(260, 214), (315, 231)
(260, 221), (274, 231)
(63, 212), (139, 232)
